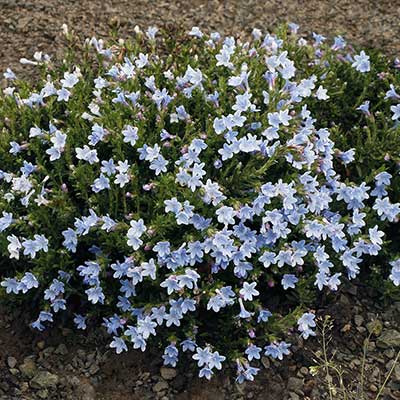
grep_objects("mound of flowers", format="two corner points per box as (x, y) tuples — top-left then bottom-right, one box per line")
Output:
(0, 24), (399, 381)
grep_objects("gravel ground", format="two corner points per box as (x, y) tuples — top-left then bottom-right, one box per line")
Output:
(1, 0), (400, 75)
(1, 285), (400, 400)
(1, 1), (400, 399)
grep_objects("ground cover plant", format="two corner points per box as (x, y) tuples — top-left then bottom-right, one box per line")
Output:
(0, 23), (399, 382)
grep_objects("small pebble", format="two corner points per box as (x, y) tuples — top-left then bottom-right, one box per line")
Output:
(7, 356), (17, 369)
(369, 384), (378, 392)
(37, 341), (45, 350)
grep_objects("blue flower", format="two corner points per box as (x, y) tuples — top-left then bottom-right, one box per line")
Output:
(281, 274), (298, 290)
(1, 277), (20, 294)
(137, 316), (157, 339)
(73, 314), (87, 330)
(181, 339), (196, 352)
(146, 26), (158, 40)
(245, 344), (262, 361)
(188, 27), (203, 38)
(237, 298), (253, 319)
(209, 351), (225, 370)
(389, 260), (400, 286)
(385, 84), (400, 100)
(264, 341), (291, 360)
(356, 100), (370, 116)
(391, 104), (400, 121)
(110, 336), (128, 354)
(193, 347), (212, 367)
(239, 282), (259, 301)
(352, 51), (370, 73)
(86, 286), (105, 304)
(127, 219), (146, 250)
(163, 344), (179, 367)
(122, 125), (139, 146)
(160, 276), (180, 295)
(150, 155), (168, 175)
(75, 145), (99, 164)
(216, 206), (236, 226)
(257, 309), (272, 323)
(3, 68), (16, 80)
(0, 212), (13, 232)
(199, 367), (213, 380)
(61, 71), (79, 88)
(297, 312), (316, 339)
(20, 272), (39, 292)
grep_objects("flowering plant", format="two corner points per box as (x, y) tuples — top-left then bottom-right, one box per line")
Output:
(1, 24), (399, 381)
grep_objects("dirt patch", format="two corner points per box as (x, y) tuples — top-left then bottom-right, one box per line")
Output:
(1, 0), (400, 76)
(1, 285), (399, 399)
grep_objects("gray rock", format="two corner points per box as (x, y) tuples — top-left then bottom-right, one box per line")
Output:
(153, 380), (169, 393)
(261, 356), (270, 369)
(287, 377), (304, 394)
(394, 364), (400, 383)
(0, 382), (10, 393)
(384, 349), (396, 358)
(41, 349), (54, 361)
(7, 356), (17, 369)
(30, 371), (59, 389)
(140, 372), (151, 382)
(369, 384), (378, 392)
(299, 367), (309, 376)
(354, 315), (364, 327)
(19, 358), (37, 378)
(377, 329), (400, 348)
(37, 389), (49, 399)
(75, 380), (96, 400)
(54, 344), (68, 355)
(160, 367), (177, 381)
(88, 364), (100, 376)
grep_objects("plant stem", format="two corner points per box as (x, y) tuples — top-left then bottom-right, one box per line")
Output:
(375, 349), (400, 400)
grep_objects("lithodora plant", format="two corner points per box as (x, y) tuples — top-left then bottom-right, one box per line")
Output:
(0, 24), (399, 381)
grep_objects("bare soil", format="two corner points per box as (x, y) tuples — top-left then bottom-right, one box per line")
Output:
(1, 0), (400, 75)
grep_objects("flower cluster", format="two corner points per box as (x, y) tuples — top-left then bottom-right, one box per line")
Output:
(0, 24), (399, 381)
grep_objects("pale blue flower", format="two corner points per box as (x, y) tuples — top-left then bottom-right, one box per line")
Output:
(357, 100), (370, 116)
(297, 312), (316, 339)
(75, 145), (99, 164)
(137, 316), (157, 339)
(146, 26), (158, 40)
(239, 282), (259, 301)
(245, 344), (262, 361)
(389, 260), (400, 286)
(122, 125), (139, 146)
(281, 274), (298, 290)
(110, 336), (128, 354)
(193, 347), (212, 367)
(86, 286), (105, 304)
(390, 104), (400, 120)
(188, 27), (203, 38)
(73, 314), (87, 329)
(0, 212), (12, 232)
(61, 72), (79, 88)
(352, 51), (370, 73)
(1, 277), (20, 294)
